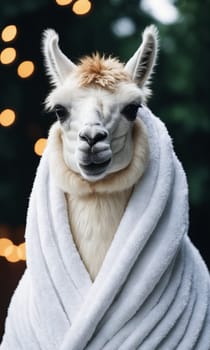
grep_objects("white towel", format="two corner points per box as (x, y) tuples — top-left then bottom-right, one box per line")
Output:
(1, 107), (210, 350)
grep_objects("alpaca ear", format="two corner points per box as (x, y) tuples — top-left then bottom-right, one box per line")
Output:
(125, 25), (158, 88)
(42, 29), (76, 86)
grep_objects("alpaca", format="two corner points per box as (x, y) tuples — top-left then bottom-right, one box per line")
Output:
(2, 25), (210, 349)
(43, 25), (158, 280)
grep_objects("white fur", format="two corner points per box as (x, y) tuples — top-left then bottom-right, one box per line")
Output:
(42, 29), (75, 86)
(43, 26), (158, 280)
(48, 119), (149, 279)
(46, 81), (144, 182)
(125, 25), (159, 90)
(66, 190), (132, 279)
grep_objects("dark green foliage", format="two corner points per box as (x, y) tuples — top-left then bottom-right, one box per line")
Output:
(0, 0), (209, 255)
(152, 1), (210, 258)
(0, 0), (210, 340)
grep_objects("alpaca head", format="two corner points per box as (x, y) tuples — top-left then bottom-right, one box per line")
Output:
(43, 26), (158, 182)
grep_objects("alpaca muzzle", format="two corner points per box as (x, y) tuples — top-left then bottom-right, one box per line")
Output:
(77, 126), (112, 178)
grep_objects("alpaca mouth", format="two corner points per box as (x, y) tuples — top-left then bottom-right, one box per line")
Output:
(77, 143), (112, 177)
(79, 158), (111, 176)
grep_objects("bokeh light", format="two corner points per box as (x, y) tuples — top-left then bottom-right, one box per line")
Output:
(34, 138), (47, 156)
(55, 0), (73, 5)
(1, 25), (17, 42)
(141, 0), (179, 24)
(4, 245), (19, 263)
(0, 238), (26, 263)
(72, 0), (92, 15)
(0, 47), (16, 65)
(0, 109), (16, 127)
(17, 243), (26, 261)
(112, 17), (136, 37)
(17, 60), (35, 78)
(0, 238), (13, 256)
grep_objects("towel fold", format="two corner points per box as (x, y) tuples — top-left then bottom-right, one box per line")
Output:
(1, 107), (210, 350)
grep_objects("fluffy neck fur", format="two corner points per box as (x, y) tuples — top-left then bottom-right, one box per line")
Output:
(47, 118), (149, 280)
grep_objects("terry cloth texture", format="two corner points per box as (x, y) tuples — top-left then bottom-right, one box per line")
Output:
(1, 107), (210, 350)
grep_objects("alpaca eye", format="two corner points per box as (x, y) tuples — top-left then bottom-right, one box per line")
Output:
(54, 104), (68, 123)
(121, 103), (141, 121)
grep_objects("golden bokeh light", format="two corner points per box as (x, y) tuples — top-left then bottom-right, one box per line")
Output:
(0, 47), (16, 64)
(17, 60), (35, 78)
(5, 245), (19, 263)
(1, 25), (17, 42)
(0, 238), (13, 256)
(17, 242), (26, 261)
(55, 0), (73, 5)
(72, 0), (92, 15)
(0, 109), (16, 127)
(34, 138), (47, 156)
(0, 238), (26, 263)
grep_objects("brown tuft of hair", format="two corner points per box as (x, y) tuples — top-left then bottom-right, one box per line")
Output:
(75, 53), (131, 91)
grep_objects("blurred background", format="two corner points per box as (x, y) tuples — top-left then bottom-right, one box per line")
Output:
(0, 0), (209, 340)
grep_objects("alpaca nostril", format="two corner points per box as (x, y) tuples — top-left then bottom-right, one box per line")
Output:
(79, 131), (108, 146)
(79, 134), (93, 146)
(93, 132), (107, 144)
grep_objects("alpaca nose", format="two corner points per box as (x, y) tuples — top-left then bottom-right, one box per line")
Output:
(79, 130), (108, 146)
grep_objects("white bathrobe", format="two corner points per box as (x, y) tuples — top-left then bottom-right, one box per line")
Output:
(1, 107), (210, 350)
